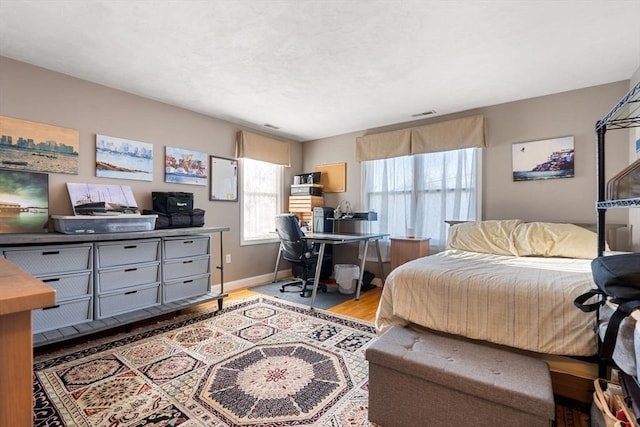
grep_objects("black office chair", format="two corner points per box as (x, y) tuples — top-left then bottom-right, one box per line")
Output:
(275, 214), (328, 297)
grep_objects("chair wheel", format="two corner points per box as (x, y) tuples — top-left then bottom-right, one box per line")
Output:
(300, 291), (307, 297)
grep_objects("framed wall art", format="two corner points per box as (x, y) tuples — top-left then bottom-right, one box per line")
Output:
(164, 146), (208, 186)
(96, 134), (153, 181)
(0, 115), (79, 175)
(210, 155), (238, 201)
(512, 136), (574, 181)
(0, 168), (49, 233)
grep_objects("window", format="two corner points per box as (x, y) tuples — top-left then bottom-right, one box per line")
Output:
(240, 158), (282, 244)
(362, 148), (481, 251)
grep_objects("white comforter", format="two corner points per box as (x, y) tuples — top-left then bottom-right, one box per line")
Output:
(376, 249), (598, 356)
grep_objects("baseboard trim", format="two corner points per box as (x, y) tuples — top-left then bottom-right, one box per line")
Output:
(211, 269), (293, 293)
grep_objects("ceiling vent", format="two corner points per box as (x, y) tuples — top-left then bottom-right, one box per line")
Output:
(411, 110), (436, 118)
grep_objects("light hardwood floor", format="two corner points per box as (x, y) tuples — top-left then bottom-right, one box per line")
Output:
(185, 285), (383, 324)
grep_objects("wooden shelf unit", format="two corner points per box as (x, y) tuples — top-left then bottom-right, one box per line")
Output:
(288, 195), (324, 231)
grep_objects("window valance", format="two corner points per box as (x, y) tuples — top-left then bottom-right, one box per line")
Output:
(236, 130), (291, 166)
(355, 129), (411, 162)
(411, 114), (486, 155)
(356, 114), (486, 161)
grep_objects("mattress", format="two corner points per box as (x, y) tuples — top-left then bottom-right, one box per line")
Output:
(376, 249), (598, 356)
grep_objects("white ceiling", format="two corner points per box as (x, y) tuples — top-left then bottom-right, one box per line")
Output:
(1, 0), (639, 142)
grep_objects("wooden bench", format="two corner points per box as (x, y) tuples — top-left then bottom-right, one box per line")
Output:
(366, 326), (555, 426)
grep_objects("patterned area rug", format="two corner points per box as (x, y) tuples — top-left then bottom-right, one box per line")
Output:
(33, 295), (375, 426)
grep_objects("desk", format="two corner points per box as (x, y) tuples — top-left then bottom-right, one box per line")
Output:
(301, 232), (388, 309)
(0, 259), (55, 426)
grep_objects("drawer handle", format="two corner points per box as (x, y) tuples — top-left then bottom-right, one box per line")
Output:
(124, 245), (137, 249)
(182, 260), (193, 264)
(124, 290), (138, 295)
(183, 240), (194, 244)
(124, 268), (138, 272)
(183, 280), (193, 284)
(42, 251), (60, 256)
(41, 278), (61, 283)
(42, 305), (60, 310)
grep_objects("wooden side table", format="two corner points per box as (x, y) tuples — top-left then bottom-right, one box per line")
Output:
(390, 237), (431, 270)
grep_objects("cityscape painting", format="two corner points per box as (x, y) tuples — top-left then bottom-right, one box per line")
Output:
(96, 134), (153, 181)
(164, 146), (208, 186)
(0, 115), (79, 174)
(0, 168), (49, 233)
(512, 136), (575, 181)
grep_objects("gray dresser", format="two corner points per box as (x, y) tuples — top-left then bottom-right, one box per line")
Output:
(0, 226), (228, 347)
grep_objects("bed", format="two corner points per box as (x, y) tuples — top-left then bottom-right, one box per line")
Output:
(375, 220), (603, 397)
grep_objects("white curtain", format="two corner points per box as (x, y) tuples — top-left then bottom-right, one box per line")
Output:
(362, 148), (481, 252)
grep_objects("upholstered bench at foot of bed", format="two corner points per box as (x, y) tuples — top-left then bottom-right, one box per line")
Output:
(365, 326), (555, 427)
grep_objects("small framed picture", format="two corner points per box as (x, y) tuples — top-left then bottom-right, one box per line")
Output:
(512, 136), (574, 181)
(164, 146), (208, 186)
(96, 134), (153, 181)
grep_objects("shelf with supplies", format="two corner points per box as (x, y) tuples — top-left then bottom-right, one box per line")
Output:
(590, 82), (640, 426)
(289, 195), (324, 231)
(291, 183), (323, 196)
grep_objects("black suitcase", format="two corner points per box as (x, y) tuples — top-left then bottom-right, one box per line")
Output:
(152, 192), (194, 214)
(144, 209), (204, 229)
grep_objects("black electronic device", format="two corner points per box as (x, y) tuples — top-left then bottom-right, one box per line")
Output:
(312, 206), (334, 279)
(313, 206), (334, 233)
(291, 184), (323, 196)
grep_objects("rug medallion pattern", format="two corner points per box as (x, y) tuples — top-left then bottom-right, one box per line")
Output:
(34, 296), (375, 426)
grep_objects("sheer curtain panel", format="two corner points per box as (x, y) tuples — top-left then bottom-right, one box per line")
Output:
(362, 148), (481, 252)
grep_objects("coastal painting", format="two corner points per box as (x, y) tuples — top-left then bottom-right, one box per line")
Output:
(66, 183), (139, 215)
(512, 136), (575, 181)
(96, 134), (153, 181)
(0, 115), (79, 175)
(0, 168), (49, 233)
(164, 146), (207, 186)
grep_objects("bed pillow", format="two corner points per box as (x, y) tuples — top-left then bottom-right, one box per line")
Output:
(446, 219), (521, 256)
(513, 222), (599, 259)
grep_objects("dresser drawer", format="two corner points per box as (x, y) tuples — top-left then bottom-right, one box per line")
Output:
(163, 236), (209, 260)
(96, 283), (160, 318)
(96, 239), (160, 268)
(96, 261), (160, 293)
(163, 255), (210, 281)
(33, 295), (92, 333)
(164, 274), (210, 303)
(39, 271), (92, 300)
(3, 244), (92, 275)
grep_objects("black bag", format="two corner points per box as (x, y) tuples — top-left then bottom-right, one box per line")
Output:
(592, 254), (640, 300)
(574, 253), (640, 360)
(152, 192), (194, 214)
(144, 209), (205, 229)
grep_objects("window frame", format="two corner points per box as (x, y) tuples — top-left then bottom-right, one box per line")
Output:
(239, 157), (283, 246)
(361, 147), (482, 251)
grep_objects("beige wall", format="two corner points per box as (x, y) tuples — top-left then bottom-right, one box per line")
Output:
(0, 56), (305, 286)
(304, 81), (633, 250)
(1, 56), (636, 287)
